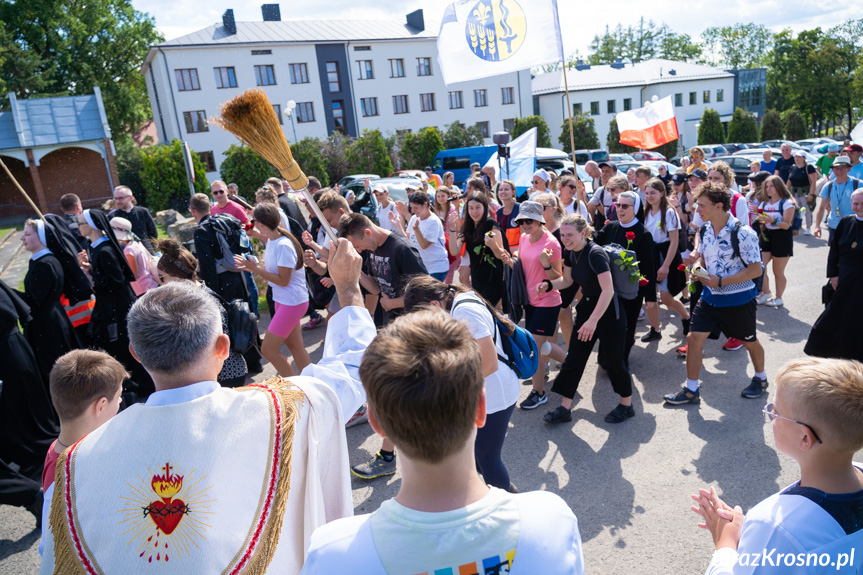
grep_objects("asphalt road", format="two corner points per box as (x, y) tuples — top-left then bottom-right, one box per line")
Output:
(2, 230), (860, 574)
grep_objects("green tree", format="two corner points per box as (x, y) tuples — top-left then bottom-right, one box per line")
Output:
(511, 116), (552, 148)
(606, 118), (638, 153)
(588, 21), (701, 65)
(726, 107), (759, 143)
(0, 0), (163, 137)
(654, 139), (681, 161)
(700, 24), (773, 69)
(290, 138), (329, 188)
(115, 138), (147, 205)
(784, 110), (807, 141)
(401, 127), (445, 169)
(657, 31), (702, 62)
(140, 140), (209, 212)
(559, 115), (600, 152)
(218, 144), (278, 202)
(322, 132), (349, 184)
(443, 121), (485, 149)
(760, 109), (784, 140)
(698, 109), (725, 145)
(346, 129), (393, 177)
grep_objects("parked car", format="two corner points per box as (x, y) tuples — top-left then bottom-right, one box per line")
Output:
(733, 147), (819, 165)
(615, 161), (678, 178)
(340, 177), (422, 224)
(337, 174), (380, 190)
(722, 143), (752, 154)
(390, 170), (428, 181)
(745, 142), (769, 149)
(630, 151), (666, 161)
(710, 155), (760, 186)
(609, 153), (636, 163)
(431, 145), (497, 185)
(761, 139), (804, 150)
(795, 138), (839, 153)
(670, 145), (728, 165)
(572, 148), (609, 164)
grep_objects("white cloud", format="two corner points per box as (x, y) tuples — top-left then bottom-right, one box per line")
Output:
(135, 0), (856, 57)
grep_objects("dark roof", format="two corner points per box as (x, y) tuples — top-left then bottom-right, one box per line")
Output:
(0, 92), (109, 151)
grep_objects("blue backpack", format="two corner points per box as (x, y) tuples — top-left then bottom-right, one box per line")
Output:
(778, 198), (803, 234)
(451, 297), (539, 379)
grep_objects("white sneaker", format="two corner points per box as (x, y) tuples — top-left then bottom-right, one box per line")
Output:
(755, 292), (771, 305)
(766, 297), (784, 308)
(540, 341), (552, 356)
(803, 228), (812, 236)
(637, 308), (645, 321)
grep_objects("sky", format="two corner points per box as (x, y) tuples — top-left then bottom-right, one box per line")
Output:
(132, 0), (856, 58)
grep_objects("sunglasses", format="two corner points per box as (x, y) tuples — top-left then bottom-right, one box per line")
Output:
(615, 203), (633, 210)
(213, 190), (226, 195)
(518, 220), (536, 226)
(562, 183), (577, 189)
(113, 195), (131, 200)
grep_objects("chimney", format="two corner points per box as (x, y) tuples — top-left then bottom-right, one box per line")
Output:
(261, 4), (280, 21)
(575, 59), (590, 71)
(222, 9), (237, 35)
(610, 56), (625, 69)
(406, 9), (424, 32)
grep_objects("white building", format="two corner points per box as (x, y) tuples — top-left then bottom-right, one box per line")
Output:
(140, 6), (532, 178)
(532, 59), (736, 151)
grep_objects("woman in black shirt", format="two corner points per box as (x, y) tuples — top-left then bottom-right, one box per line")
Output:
(538, 213), (634, 424)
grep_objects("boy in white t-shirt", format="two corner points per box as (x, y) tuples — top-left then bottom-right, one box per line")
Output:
(302, 310), (585, 575)
(691, 358), (863, 574)
(390, 191), (450, 281)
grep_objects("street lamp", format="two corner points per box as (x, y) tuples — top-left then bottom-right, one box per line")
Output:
(285, 100), (298, 142)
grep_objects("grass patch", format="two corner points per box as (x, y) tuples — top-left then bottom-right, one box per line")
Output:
(156, 223), (168, 239)
(0, 227), (15, 240)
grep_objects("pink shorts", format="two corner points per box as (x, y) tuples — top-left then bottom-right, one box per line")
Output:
(268, 301), (308, 338)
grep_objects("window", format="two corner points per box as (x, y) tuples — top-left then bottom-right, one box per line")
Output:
(573, 103), (582, 115)
(254, 65), (276, 86)
(590, 101), (599, 115)
(354, 46), (371, 51)
(623, 98), (632, 111)
(175, 69), (200, 91)
(393, 95), (409, 114)
(607, 99), (616, 114)
(675, 93), (683, 107)
(296, 102), (315, 123)
(361, 97), (379, 117)
(689, 92), (697, 105)
(214, 67), (237, 89)
(476, 121), (490, 138)
(273, 104), (282, 124)
(326, 61), (341, 92)
(503, 118), (515, 132)
(474, 89), (488, 107)
(416, 57), (432, 76)
(198, 151), (216, 172)
(420, 93), (436, 112)
(703, 90), (711, 104)
(501, 87), (514, 105)
(331, 100), (345, 133)
(449, 91), (463, 109)
(251, 49), (272, 55)
(389, 58), (405, 78)
(717, 89), (724, 103)
(183, 110), (208, 133)
(289, 63), (309, 84)
(357, 60), (374, 80)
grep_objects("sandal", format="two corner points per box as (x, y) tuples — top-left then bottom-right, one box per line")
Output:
(543, 406), (572, 424)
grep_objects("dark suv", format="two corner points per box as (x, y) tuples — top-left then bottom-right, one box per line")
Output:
(572, 149), (609, 165)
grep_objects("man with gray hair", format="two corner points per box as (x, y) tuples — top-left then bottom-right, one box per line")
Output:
(41, 239), (375, 575)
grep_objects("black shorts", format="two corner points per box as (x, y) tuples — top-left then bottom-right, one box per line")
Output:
(759, 228), (794, 258)
(524, 304), (561, 337)
(690, 299), (758, 343)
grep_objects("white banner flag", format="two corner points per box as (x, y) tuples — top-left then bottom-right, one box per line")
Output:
(437, 0), (564, 85)
(483, 127), (537, 194)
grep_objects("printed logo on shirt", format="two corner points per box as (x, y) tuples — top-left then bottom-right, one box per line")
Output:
(413, 549), (516, 575)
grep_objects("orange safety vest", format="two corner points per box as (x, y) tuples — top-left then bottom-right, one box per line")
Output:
(60, 294), (95, 327)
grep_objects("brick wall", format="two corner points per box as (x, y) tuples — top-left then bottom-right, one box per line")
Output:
(0, 147), (113, 216)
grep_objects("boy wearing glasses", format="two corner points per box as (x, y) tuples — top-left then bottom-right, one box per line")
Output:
(691, 357), (863, 574)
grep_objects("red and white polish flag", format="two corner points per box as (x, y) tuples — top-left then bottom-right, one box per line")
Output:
(617, 96), (679, 149)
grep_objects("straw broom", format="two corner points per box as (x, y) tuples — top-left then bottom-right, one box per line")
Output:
(210, 89), (337, 243)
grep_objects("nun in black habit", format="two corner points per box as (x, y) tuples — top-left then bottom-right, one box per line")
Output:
(78, 209), (154, 399)
(18, 219), (82, 383)
(0, 279), (57, 519)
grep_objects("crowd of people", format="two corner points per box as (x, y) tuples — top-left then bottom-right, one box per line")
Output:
(0, 143), (861, 574)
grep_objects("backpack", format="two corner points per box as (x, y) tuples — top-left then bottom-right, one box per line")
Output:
(824, 178), (862, 220)
(729, 191), (745, 220)
(699, 220), (743, 262)
(226, 298), (258, 354)
(590, 243), (640, 301)
(209, 214), (252, 274)
(778, 198), (803, 235)
(451, 297), (539, 379)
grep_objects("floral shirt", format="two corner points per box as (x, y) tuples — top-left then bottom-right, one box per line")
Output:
(696, 215), (761, 298)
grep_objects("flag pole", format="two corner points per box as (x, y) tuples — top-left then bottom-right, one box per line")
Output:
(0, 156), (43, 218)
(562, 60), (577, 168)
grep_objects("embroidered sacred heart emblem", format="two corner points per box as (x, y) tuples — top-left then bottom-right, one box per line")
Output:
(148, 498), (187, 535)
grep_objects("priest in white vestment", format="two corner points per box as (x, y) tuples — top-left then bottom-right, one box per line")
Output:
(41, 239), (373, 575)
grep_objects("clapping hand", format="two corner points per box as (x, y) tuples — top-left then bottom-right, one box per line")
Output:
(691, 486), (744, 550)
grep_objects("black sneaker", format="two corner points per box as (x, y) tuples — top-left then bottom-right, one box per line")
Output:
(520, 390), (548, 410)
(350, 452), (397, 479)
(640, 328), (662, 342)
(543, 405), (572, 424)
(741, 376), (768, 399)
(663, 385), (701, 405)
(604, 404), (636, 423)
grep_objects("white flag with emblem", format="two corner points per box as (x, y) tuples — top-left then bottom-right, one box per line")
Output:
(436, 0), (564, 85)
